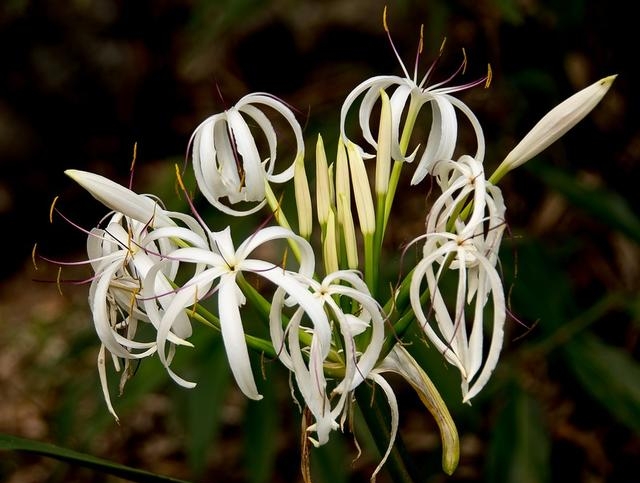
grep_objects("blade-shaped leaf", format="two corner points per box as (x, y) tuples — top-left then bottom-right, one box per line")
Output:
(243, 363), (279, 483)
(532, 162), (640, 244)
(0, 432), (192, 483)
(487, 384), (551, 483)
(186, 334), (232, 478)
(565, 335), (640, 433)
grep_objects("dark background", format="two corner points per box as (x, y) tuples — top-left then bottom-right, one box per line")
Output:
(1, 1), (639, 482)
(1, 0), (636, 276)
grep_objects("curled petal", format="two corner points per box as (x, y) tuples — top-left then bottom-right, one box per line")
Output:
(189, 92), (304, 216)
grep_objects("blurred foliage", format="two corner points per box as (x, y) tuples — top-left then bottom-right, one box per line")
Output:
(1, 0), (639, 482)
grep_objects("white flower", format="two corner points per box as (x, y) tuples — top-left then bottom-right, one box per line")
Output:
(269, 270), (386, 446)
(189, 93), (305, 216)
(144, 225), (327, 401)
(84, 204), (211, 420)
(340, 12), (488, 185)
(410, 155), (507, 403)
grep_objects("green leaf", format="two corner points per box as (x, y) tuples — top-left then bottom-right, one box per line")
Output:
(0, 432), (192, 483)
(243, 363), (279, 483)
(487, 384), (551, 483)
(186, 334), (232, 478)
(532, 162), (640, 244)
(565, 335), (640, 433)
(310, 433), (349, 483)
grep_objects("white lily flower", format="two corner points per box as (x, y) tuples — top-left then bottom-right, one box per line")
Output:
(411, 232), (506, 403)
(492, 75), (617, 182)
(144, 225), (327, 401)
(84, 204), (211, 420)
(411, 155), (507, 402)
(269, 269), (386, 446)
(340, 10), (488, 185)
(189, 92), (305, 216)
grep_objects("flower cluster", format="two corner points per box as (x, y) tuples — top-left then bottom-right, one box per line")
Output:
(41, 10), (615, 481)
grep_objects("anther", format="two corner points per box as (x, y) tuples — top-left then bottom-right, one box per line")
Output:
(49, 195), (59, 224)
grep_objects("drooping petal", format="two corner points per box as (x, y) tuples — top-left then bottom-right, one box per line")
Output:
(410, 95), (458, 185)
(377, 345), (459, 475)
(235, 225), (316, 278)
(218, 273), (262, 400)
(367, 372), (399, 482)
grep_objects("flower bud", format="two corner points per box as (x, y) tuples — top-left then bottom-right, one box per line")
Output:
(492, 75), (617, 183)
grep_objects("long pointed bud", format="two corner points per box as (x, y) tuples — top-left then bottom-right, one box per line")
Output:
(335, 139), (359, 268)
(294, 153), (313, 239)
(491, 75), (617, 183)
(346, 141), (376, 235)
(375, 89), (392, 196)
(65, 169), (174, 227)
(315, 135), (332, 227)
(323, 209), (339, 275)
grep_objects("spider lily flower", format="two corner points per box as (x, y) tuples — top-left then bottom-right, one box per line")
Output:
(340, 9), (488, 186)
(143, 225), (327, 401)
(491, 74), (617, 183)
(411, 155), (507, 403)
(269, 269), (386, 446)
(85, 206), (211, 420)
(410, 233), (506, 403)
(189, 93), (305, 216)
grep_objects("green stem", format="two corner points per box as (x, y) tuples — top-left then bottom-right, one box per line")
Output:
(190, 302), (278, 358)
(264, 181), (302, 262)
(363, 232), (377, 298)
(236, 274), (344, 365)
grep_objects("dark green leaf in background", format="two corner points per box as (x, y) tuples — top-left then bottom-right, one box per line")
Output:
(487, 384), (551, 483)
(0, 433), (192, 483)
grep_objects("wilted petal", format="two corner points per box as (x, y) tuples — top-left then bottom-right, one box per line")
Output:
(377, 345), (459, 475)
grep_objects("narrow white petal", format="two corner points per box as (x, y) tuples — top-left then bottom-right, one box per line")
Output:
(462, 255), (506, 403)
(218, 274), (262, 400)
(411, 96), (458, 185)
(368, 372), (399, 482)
